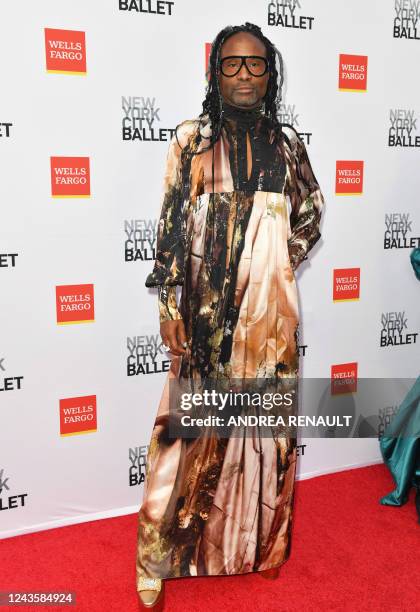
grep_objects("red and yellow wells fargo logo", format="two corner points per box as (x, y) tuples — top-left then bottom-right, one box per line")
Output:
(335, 160), (364, 195)
(333, 268), (360, 302)
(60, 394), (97, 436)
(205, 42), (211, 81)
(45, 28), (87, 75)
(50, 157), (90, 197)
(338, 54), (368, 92)
(56, 284), (95, 324)
(331, 362), (358, 395)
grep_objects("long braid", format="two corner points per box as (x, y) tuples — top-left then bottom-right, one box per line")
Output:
(203, 22), (284, 149)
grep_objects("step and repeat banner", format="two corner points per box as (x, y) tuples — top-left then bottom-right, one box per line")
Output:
(1, 0), (419, 538)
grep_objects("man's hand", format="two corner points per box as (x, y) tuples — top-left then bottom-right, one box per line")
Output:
(160, 319), (187, 356)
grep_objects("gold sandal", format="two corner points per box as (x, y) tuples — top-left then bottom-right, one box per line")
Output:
(137, 577), (165, 610)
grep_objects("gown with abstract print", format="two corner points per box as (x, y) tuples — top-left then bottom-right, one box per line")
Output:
(136, 100), (324, 584)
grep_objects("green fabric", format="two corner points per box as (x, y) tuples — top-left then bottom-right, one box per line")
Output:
(410, 247), (420, 280)
(379, 376), (420, 522)
(379, 250), (420, 521)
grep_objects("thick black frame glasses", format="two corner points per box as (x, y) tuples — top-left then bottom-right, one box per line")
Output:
(219, 55), (269, 78)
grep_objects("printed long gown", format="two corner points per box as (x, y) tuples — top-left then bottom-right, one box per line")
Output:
(136, 100), (324, 584)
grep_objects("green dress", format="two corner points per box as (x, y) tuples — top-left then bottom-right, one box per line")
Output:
(379, 248), (420, 523)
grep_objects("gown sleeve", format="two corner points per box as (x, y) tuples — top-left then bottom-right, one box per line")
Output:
(157, 285), (183, 323)
(145, 122), (195, 322)
(284, 127), (325, 271)
(145, 126), (188, 289)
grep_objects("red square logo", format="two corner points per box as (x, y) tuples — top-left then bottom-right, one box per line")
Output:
(333, 268), (360, 301)
(338, 54), (368, 92)
(205, 42), (212, 81)
(331, 362), (358, 395)
(56, 284), (95, 324)
(50, 157), (90, 197)
(60, 395), (97, 436)
(335, 160), (364, 195)
(45, 28), (87, 74)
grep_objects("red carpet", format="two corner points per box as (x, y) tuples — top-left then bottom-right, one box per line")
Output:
(1, 464), (419, 611)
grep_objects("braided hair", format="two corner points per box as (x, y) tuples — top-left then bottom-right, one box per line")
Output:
(202, 21), (284, 151)
(179, 23), (286, 201)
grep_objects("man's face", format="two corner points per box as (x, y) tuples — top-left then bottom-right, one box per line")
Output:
(218, 32), (269, 109)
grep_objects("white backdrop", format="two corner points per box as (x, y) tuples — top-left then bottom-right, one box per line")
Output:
(1, 0), (419, 538)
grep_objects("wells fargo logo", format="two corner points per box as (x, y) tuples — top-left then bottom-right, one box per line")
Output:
(335, 160), (364, 195)
(205, 42), (211, 81)
(56, 284), (95, 324)
(45, 28), (86, 74)
(333, 268), (360, 302)
(331, 362), (358, 395)
(60, 395), (97, 436)
(50, 157), (90, 197)
(338, 54), (368, 92)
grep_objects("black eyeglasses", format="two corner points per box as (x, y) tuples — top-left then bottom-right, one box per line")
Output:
(219, 55), (269, 78)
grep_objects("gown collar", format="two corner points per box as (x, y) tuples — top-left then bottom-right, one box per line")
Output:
(221, 99), (264, 125)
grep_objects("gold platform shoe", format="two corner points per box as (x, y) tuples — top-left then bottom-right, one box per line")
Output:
(137, 577), (165, 610)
